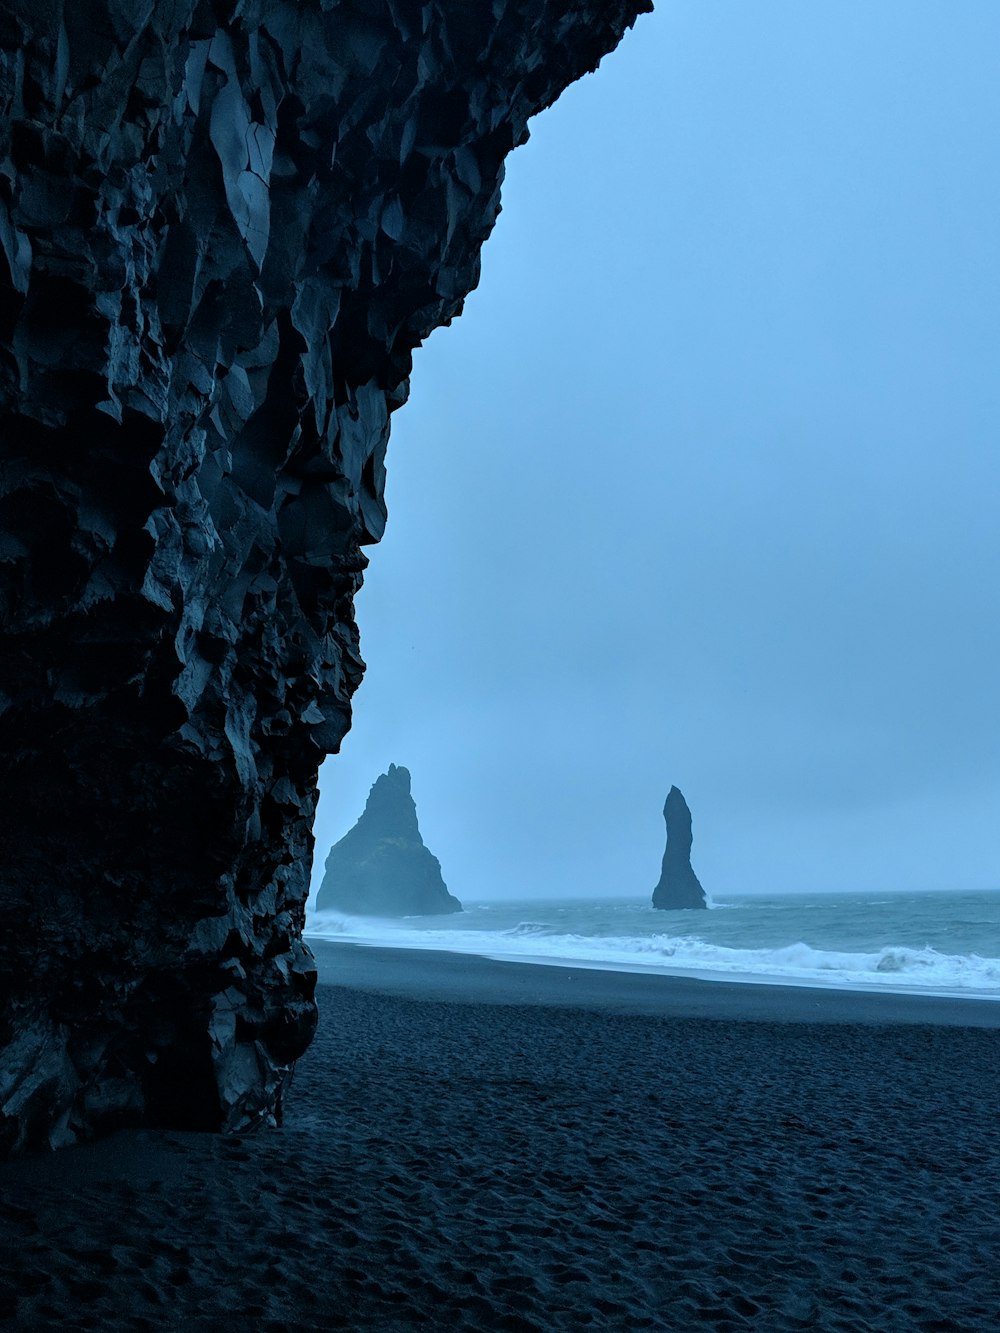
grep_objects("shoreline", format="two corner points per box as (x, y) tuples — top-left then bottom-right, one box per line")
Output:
(307, 938), (1000, 1027)
(3, 945), (999, 1327)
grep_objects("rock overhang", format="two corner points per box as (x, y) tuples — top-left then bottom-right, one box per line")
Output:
(0, 0), (652, 1155)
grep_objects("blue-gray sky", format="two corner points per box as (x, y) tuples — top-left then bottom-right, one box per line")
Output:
(312, 1), (1000, 901)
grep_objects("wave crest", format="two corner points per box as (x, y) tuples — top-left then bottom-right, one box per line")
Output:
(306, 909), (1000, 996)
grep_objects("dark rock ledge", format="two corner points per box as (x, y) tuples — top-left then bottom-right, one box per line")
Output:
(0, 0), (650, 1155)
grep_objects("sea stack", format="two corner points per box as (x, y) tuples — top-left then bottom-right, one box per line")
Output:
(652, 786), (708, 910)
(317, 766), (461, 917)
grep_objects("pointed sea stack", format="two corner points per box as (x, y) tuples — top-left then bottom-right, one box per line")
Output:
(652, 786), (708, 910)
(317, 766), (461, 917)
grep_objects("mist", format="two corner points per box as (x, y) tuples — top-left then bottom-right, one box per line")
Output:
(312, 0), (1000, 903)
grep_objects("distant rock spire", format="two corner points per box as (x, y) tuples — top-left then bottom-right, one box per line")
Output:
(316, 765), (462, 917)
(652, 786), (708, 910)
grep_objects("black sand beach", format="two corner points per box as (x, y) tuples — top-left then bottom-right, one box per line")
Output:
(2, 945), (999, 1331)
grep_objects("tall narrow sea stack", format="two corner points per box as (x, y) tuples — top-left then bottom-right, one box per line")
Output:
(0, 0), (651, 1155)
(317, 765), (461, 917)
(652, 786), (708, 910)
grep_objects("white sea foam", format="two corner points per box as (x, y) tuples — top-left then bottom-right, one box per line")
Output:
(306, 907), (1000, 998)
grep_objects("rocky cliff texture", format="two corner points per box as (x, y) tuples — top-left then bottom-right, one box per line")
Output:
(317, 764), (461, 916)
(0, 0), (650, 1155)
(652, 786), (708, 910)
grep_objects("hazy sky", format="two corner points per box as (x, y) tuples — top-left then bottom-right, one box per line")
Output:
(312, 1), (1000, 902)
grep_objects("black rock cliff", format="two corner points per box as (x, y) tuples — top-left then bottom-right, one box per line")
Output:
(316, 764), (461, 916)
(0, 0), (650, 1154)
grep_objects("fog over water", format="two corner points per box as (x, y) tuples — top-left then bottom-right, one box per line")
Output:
(313, 2), (1000, 904)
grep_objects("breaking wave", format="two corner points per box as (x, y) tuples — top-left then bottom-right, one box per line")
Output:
(306, 908), (1000, 997)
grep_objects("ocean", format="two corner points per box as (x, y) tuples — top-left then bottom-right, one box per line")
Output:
(306, 889), (1000, 998)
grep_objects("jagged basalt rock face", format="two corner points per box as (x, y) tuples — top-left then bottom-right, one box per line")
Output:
(0, 0), (650, 1155)
(317, 764), (461, 916)
(652, 786), (708, 910)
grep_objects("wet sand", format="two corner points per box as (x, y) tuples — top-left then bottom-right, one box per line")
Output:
(2, 944), (998, 1330)
(311, 940), (1000, 1026)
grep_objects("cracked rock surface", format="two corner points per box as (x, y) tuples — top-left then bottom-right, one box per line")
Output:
(0, 0), (649, 1155)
